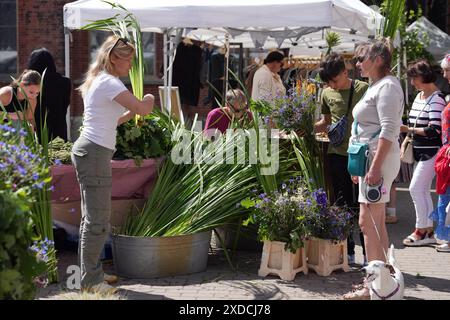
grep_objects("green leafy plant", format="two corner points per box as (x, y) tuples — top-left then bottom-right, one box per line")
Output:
(380, 0), (406, 39)
(48, 137), (73, 165)
(303, 189), (356, 242)
(242, 178), (310, 253)
(0, 190), (47, 300)
(120, 121), (259, 236)
(325, 31), (341, 55)
(114, 114), (172, 165)
(1, 70), (58, 283)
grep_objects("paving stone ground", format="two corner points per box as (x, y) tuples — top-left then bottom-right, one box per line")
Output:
(37, 184), (450, 300)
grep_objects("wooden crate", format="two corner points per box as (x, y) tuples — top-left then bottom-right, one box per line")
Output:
(306, 238), (349, 276)
(258, 240), (308, 281)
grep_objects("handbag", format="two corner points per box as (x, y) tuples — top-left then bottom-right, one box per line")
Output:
(347, 142), (370, 177)
(327, 81), (354, 147)
(400, 135), (414, 164)
(347, 120), (381, 177)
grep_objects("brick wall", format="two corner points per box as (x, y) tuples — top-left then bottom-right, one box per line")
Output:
(17, 0), (71, 73)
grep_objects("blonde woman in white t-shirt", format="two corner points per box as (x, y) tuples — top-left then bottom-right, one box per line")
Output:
(72, 35), (154, 293)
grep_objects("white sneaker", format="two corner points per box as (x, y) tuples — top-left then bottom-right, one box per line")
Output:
(436, 243), (450, 252)
(89, 281), (119, 294)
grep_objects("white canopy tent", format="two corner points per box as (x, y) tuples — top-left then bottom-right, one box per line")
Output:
(63, 0), (382, 138)
(64, 0), (381, 32)
(407, 16), (450, 63)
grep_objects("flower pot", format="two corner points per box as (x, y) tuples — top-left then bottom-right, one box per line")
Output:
(306, 238), (349, 276)
(258, 240), (308, 281)
(112, 231), (211, 278)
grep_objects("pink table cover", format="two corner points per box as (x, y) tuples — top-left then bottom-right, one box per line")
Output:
(51, 158), (164, 202)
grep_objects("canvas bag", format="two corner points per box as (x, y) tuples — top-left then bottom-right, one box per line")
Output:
(327, 81), (354, 147)
(347, 120), (381, 177)
(400, 135), (414, 164)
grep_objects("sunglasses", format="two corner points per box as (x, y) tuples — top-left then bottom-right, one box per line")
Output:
(356, 55), (367, 63)
(109, 37), (130, 58)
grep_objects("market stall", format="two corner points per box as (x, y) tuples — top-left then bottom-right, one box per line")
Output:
(63, 0), (383, 137)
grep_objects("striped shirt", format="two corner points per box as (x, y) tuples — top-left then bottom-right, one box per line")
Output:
(408, 91), (445, 147)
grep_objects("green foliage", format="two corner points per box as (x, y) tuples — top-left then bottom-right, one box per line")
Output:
(398, 9), (434, 64)
(120, 123), (259, 236)
(0, 121), (57, 284)
(244, 179), (355, 252)
(380, 0), (405, 39)
(114, 114), (172, 165)
(246, 179), (310, 253)
(48, 137), (73, 165)
(325, 31), (341, 55)
(0, 191), (47, 300)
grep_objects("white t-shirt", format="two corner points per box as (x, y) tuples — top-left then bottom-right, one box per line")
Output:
(81, 72), (127, 150)
(251, 65), (286, 103)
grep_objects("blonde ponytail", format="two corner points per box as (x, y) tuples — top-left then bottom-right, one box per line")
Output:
(78, 35), (135, 98)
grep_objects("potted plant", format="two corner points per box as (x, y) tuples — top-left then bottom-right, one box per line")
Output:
(243, 177), (311, 280)
(303, 189), (356, 276)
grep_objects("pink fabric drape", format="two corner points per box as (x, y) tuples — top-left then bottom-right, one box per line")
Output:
(51, 158), (164, 202)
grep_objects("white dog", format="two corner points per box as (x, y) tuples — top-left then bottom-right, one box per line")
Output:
(363, 244), (404, 300)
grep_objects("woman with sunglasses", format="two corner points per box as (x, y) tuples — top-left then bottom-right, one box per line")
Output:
(401, 60), (445, 247)
(204, 89), (252, 134)
(344, 38), (404, 300)
(72, 35), (154, 293)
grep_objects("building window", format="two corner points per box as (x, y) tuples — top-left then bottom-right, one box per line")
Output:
(90, 30), (155, 79)
(0, 0), (17, 76)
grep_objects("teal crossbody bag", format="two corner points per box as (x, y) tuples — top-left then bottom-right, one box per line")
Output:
(347, 120), (381, 177)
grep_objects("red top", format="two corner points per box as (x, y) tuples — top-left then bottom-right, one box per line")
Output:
(204, 108), (253, 134)
(436, 102), (450, 194)
(442, 103), (450, 145)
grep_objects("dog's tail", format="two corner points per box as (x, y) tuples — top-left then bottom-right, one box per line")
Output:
(388, 244), (396, 266)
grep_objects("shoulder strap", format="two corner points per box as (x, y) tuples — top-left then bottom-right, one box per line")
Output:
(410, 91), (439, 138)
(345, 80), (355, 117)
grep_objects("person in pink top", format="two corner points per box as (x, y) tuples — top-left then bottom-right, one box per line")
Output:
(204, 89), (253, 134)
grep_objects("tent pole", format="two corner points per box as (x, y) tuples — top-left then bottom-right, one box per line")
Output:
(163, 30), (169, 113)
(64, 28), (71, 141)
(168, 29), (175, 116)
(222, 33), (230, 107)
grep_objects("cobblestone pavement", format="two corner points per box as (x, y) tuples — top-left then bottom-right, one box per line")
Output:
(37, 185), (450, 300)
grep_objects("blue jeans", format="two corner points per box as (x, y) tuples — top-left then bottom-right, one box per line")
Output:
(430, 186), (450, 241)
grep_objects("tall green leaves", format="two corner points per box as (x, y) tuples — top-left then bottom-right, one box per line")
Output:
(380, 0), (406, 38)
(81, 1), (145, 124)
(120, 124), (259, 237)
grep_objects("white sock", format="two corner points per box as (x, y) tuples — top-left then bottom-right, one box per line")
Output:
(386, 207), (396, 216)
